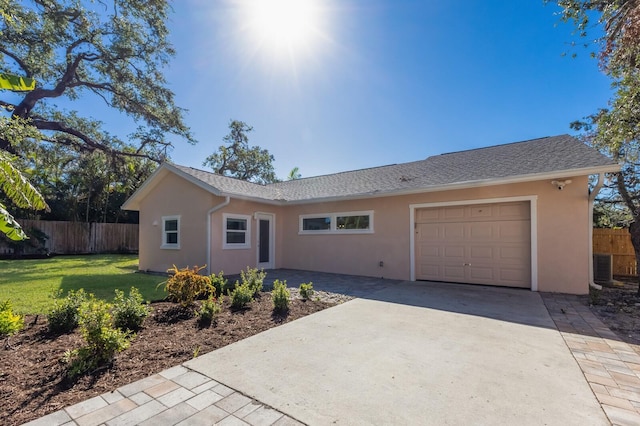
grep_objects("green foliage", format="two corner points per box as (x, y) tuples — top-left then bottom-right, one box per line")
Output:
(203, 120), (278, 184)
(0, 300), (23, 337)
(299, 282), (314, 300)
(197, 295), (223, 324)
(113, 287), (150, 332)
(209, 271), (230, 298)
(228, 281), (254, 309)
(271, 279), (290, 312)
(0, 149), (48, 241)
(163, 265), (213, 307)
(64, 298), (130, 378)
(48, 289), (88, 334)
(241, 267), (266, 297)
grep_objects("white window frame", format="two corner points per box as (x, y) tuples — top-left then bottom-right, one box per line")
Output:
(161, 215), (180, 249)
(223, 213), (251, 249)
(299, 211), (374, 235)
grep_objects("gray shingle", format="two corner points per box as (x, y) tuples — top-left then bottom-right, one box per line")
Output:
(173, 135), (617, 203)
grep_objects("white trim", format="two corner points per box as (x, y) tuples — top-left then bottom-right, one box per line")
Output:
(298, 210), (374, 235)
(255, 212), (275, 269)
(222, 213), (252, 249)
(409, 196), (538, 291)
(161, 215), (180, 250)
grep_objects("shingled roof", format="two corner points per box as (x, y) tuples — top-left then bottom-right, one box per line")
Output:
(123, 135), (619, 209)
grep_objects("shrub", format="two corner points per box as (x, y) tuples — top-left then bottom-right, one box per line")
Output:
(299, 282), (314, 300)
(209, 271), (229, 298)
(272, 279), (290, 312)
(0, 300), (23, 337)
(48, 289), (88, 334)
(65, 299), (130, 378)
(197, 295), (223, 323)
(113, 287), (151, 331)
(241, 267), (266, 297)
(164, 265), (213, 307)
(229, 281), (253, 309)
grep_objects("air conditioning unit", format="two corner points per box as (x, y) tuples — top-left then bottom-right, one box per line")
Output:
(593, 253), (613, 284)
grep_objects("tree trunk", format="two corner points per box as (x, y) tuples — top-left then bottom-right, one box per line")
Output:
(629, 220), (640, 296)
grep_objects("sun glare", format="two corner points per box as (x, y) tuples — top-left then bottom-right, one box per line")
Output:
(240, 0), (324, 54)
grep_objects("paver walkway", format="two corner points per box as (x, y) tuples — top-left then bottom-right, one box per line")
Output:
(542, 293), (640, 426)
(22, 364), (302, 426)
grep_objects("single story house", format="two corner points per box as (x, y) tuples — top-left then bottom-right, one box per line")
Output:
(122, 134), (619, 294)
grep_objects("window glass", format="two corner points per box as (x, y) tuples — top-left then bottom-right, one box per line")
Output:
(223, 214), (250, 248)
(303, 217), (331, 231)
(337, 215), (370, 230)
(226, 218), (247, 231)
(162, 216), (180, 248)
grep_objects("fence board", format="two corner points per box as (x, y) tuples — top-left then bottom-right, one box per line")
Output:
(593, 228), (637, 276)
(0, 220), (138, 255)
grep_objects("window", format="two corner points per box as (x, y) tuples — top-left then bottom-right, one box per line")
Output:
(299, 211), (373, 234)
(223, 214), (251, 249)
(161, 216), (180, 249)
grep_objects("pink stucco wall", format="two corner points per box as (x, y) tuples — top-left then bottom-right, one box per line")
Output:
(136, 172), (591, 294)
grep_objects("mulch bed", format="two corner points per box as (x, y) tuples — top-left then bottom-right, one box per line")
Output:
(0, 294), (332, 426)
(587, 279), (640, 347)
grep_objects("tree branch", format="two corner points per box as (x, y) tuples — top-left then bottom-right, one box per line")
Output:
(0, 48), (33, 77)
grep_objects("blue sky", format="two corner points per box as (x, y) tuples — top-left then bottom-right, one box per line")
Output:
(161, 0), (611, 179)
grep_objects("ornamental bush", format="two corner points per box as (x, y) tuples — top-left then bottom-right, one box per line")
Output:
(0, 300), (23, 337)
(197, 295), (223, 324)
(229, 281), (253, 309)
(299, 282), (314, 300)
(113, 287), (150, 331)
(240, 267), (266, 297)
(271, 279), (290, 312)
(48, 289), (88, 334)
(65, 298), (130, 378)
(164, 265), (213, 307)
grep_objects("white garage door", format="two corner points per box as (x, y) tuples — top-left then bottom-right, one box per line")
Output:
(415, 201), (531, 288)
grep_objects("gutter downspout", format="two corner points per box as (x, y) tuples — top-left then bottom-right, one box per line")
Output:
(206, 196), (230, 275)
(589, 174), (605, 290)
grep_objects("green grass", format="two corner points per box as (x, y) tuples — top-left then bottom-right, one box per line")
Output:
(0, 255), (167, 314)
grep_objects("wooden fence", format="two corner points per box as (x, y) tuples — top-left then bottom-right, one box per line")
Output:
(593, 228), (637, 276)
(0, 220), (139, 255)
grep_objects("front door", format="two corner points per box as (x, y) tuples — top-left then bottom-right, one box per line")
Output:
(256, 213), (274, 269)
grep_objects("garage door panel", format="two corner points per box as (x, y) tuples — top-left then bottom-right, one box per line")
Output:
(444, 246), (465, 258)
(443, 224), (464, 239)
(470, 246), (494, 259)
(443, 265), (465, 281)
(415, 201), (531, 288)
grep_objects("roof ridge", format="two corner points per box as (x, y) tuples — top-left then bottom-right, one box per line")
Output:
(438, 135), (564, 157)
(171, 163), (272, 188)
(272, 163), (399, 186)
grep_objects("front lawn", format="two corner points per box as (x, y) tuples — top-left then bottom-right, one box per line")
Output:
(0, 254), (167, 314)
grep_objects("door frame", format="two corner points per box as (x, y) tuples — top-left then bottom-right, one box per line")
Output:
(255, 212), (275, 270)
(409, 196), (538, 291)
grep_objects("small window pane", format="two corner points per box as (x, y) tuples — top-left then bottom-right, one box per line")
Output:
(165, 219), (178, 232)
(166, 232), (178, 244)
(337, 215), (370, 230)
(226, 231), (246, 244)
(227, 218), (247, 231)
(303, 217), (331, 231)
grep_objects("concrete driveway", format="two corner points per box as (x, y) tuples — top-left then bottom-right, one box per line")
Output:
(186, 277), (608, 425)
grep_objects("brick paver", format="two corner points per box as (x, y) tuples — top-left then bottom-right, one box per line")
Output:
(542, 293), (640, 426)
(22, 364), (304, 426)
